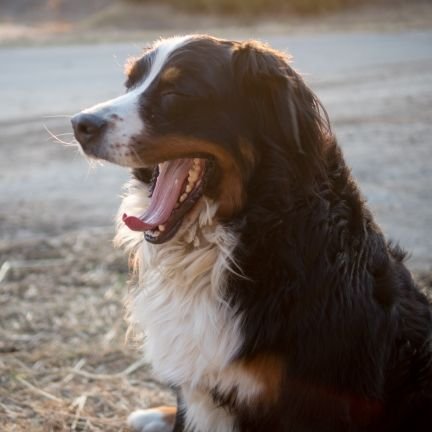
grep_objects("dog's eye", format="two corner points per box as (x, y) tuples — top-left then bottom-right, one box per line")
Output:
(160, 92), (194, 111)
(161, 91), (192, 99)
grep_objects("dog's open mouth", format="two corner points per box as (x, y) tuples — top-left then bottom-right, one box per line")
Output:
(123, 158), (211, 244)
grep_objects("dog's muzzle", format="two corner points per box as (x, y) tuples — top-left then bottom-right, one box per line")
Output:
(71, 113), (107, 151)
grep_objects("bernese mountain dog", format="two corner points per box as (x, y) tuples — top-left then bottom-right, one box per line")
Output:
(71, 35), (432, 431)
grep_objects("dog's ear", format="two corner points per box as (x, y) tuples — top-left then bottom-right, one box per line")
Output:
(232, 41), (331, 181)
(232, 41), (288, 85)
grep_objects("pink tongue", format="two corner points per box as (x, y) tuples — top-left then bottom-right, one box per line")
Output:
(123, 159), (193, 232)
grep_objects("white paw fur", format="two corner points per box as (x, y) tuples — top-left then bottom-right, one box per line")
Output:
(127, 409), (173, 432)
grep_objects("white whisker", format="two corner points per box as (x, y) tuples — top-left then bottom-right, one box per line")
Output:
(131, 146), (147, 167)
(54, 132), (74, 137)
(85, 162), (95, 180)
(42, 114), (73, 119)
(43, 124), (78, 147)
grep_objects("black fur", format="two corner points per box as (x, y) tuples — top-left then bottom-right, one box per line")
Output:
(129, 37), (432, 431)
(148, 37), (432, 431)
(83, 35), (432, 431)
(220, 41), (432, 431)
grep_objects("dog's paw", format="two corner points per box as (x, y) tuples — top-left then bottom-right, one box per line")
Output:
(127, 406), (176, 432)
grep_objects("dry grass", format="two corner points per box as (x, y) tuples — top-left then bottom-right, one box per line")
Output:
(0, 229), (175, 432)
(1, 228), (431, 431)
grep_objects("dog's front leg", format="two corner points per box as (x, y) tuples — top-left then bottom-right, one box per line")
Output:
(127, 406), (177, 432)
(128, 389), (185, 432)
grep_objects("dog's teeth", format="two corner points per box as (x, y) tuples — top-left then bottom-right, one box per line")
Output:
(190, 164), (201, 174)
(179, 193), (187, 202)
(192, 160), (202, 171)
(149, 230), (160, 237)
(188, 171), (199, 182)
(185, 184), (193, 193)
(158, 224), (166, 232)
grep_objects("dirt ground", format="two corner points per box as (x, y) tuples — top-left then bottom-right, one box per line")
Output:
(1, 2), (432, 431)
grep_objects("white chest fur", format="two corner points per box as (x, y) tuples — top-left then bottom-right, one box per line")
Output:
(132, 222), (242, 388)
(115, 181), (261, 431)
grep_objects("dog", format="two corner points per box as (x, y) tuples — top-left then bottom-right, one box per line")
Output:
(71, 35), (432, 431)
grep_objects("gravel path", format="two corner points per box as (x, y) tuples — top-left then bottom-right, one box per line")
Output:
(1, 30), (431, 269)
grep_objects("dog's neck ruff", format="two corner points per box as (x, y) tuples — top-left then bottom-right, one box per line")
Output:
(115, 179), (253, 432)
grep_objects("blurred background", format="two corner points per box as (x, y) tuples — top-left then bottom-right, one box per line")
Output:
(1, 0), (431, 430)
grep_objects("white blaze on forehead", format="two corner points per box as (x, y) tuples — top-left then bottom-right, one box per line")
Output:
(142, 35), (191, 93)
(81, 35), (191, 156)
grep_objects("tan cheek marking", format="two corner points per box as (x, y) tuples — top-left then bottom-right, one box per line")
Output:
(233, 354), (284, 405)
(238, 138), (257, 178)
(161, 66), (181, 82)
(219, 171), (245, 217)
(135, 135), (246, 218)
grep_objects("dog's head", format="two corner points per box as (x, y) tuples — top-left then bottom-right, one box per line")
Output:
(72, 35), (330, 244)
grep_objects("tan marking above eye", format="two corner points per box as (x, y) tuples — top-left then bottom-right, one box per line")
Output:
(238, 138), (257, 177)
(161, 67), (181, 82)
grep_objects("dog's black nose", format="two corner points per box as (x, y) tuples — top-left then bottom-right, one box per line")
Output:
(71, 113), (107, 147)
